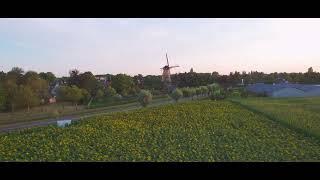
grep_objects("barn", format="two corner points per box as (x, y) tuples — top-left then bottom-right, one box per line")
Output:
(246, 83), (320, 98)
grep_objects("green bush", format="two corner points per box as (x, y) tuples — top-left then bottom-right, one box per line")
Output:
(114, 94), (123, 100)
(207, 83), (220, 92)
(170, 88), (183, 102)
(195, 88), (202, 96)
(138, 90), (152, 107)
(105, 87), (117, 97)
(189, 88), (196, 99)
(231, 90), (241, 97)
(210, 88), (226, 100)
(50, 110), (60, 119)
(151, 89), (161, 96)
(200, 86), (209, 96)
(181, 87), (192, 98)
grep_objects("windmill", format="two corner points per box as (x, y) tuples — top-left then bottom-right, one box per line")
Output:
(161, 53), (179, 92)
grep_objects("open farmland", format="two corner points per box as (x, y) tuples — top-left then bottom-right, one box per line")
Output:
(231, 97), (320, 140)
(0, 100), (319, 161)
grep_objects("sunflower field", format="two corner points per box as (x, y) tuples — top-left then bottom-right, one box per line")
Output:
(0, 100), (319, 161)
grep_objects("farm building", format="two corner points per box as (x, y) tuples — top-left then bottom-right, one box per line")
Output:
(246, 82), (320, 98)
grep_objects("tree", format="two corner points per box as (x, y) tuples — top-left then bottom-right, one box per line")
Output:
(112, 74), (135, 96)
(207, 83), (220, 95)
(80, 89), (90, 104)
(133, 74), (144, 89)
(56, 85), (68, 103)
(68, 69), (80, 86)
(105, 86), (117, 97)
(138, 90), (152, 107)
(78, 71), (98, 96)
(11, 67), (24, 75)
(6, 67), (24, 85)
(57, 85), (83, 109)
(3, 80), (18, 112)
(209, 86), (226, 101)
(143, 75), (162, 90)
(0, 83), (6, 111)
(181, 87), (192, 98)
(67, 85), (83, 110)
(39, 72), (56, 84)
(195, 87), (202, 97)
(21, 71), (49, 102)
(200, 86), (208, 96)
(13, 85), (39, 112)
(308, 67), (314, 74)
(0, 71), (6, 83)
(95, 89), (104, 101)
(170, 88), (183, 102)
(189, 87), (196, 100)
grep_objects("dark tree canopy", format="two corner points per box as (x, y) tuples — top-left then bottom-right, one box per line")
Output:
(39, 72), (56, 84)
(111, 74), (135, 96)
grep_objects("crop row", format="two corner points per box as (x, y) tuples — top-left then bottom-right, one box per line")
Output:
(0, 100), (319, 161)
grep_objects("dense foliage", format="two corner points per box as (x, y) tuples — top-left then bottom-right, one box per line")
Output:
(1, 66), (319, 112)
(57, 85), (87, 109)
(137, 90), (152, 107)
(111, 74), (136, 96)
(0, 100), (319, 161)
(170, 88), (183, 102)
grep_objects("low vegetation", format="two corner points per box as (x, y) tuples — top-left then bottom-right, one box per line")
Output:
(231, 97), (320, 140)
(137, 90), (152, 107)
(170, 89), (183, 102)
(0, 100), (319, 161)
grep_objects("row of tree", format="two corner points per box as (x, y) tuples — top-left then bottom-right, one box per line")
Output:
(1, 66), (319, 112)
(0, 67), (55, 112)
(134, 67), (320, 91)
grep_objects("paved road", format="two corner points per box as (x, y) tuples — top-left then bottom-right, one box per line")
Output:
(0, 96), (207, 134)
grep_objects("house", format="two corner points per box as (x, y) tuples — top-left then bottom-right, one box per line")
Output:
(48, 78), (66, 103)
(49, 96), (56, 104)
(246, 82), (320, 98)
(95, 74), (112, 88)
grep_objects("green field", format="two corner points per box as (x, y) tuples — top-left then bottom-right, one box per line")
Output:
(0, 99), (319, 161)
(231, 97), (320, 140)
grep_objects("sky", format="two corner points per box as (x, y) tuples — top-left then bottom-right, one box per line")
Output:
(1, 18), (320, 77)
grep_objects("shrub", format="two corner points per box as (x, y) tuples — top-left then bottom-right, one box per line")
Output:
(151, 89), (161, 96)
(181, 87), (192, 98)
(138, 90), (152, 107)
(210, 88), (226, 100)
(105, 87), (117, 97)
(189, 88), (196, 100)
(50, 109), (60, 119)
(80, 89), (90, 104)
(170, 88), (183, 102)
(231, 90), (241, 97)
(207, 83), (220, 96)
(114, 94), (122, 100)
(95, 89), (104, 101)
(195, 88), (202, 96)
(200, 86), (209, 96)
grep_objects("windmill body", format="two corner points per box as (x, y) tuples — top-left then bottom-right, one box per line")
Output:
(161, 53), (179, 92)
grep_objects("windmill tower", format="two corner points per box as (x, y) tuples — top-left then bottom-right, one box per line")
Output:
(161, 53), (179, 92)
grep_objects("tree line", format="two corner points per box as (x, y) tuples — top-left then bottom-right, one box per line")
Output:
(0, 66), (319, 112)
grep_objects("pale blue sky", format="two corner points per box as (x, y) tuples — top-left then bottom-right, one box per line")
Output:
(1, 18), (320, 77)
